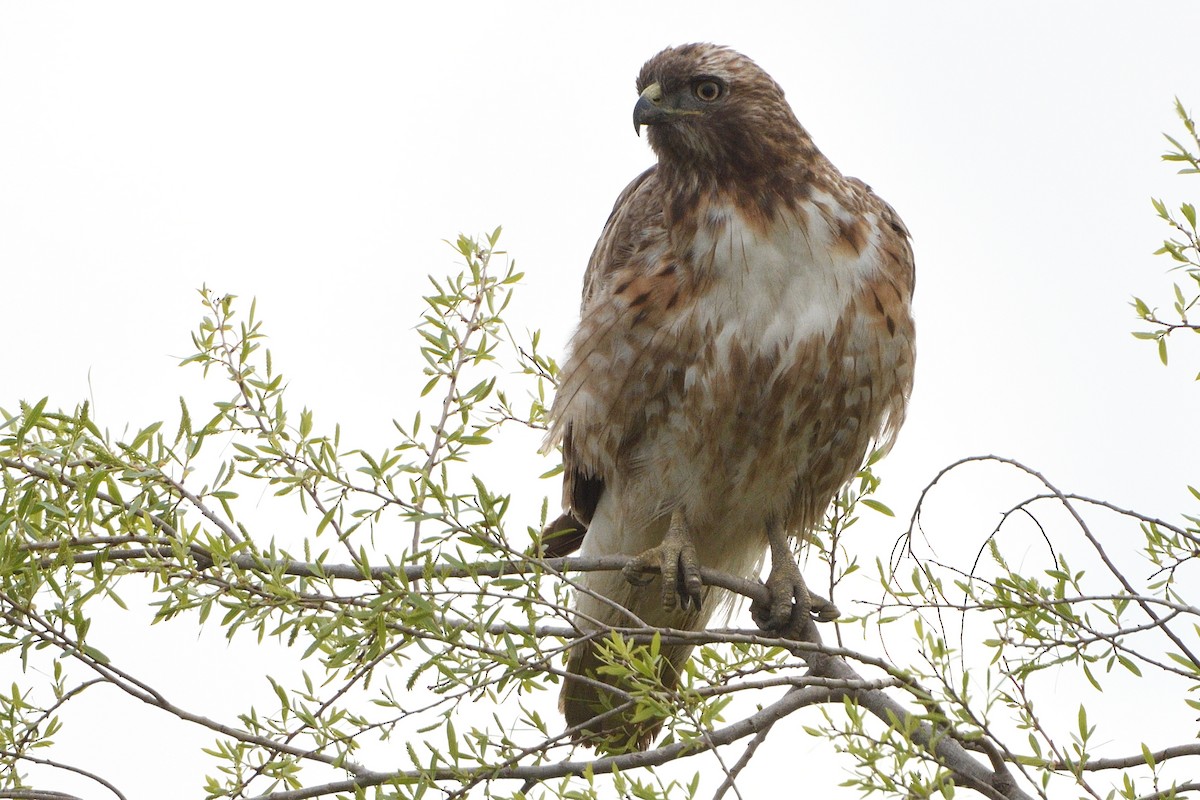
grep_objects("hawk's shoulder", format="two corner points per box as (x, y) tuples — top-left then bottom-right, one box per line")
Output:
(580, 165), (664, 309)
(845, 175), (916, 299)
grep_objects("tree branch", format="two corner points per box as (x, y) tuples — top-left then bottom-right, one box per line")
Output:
(0, 749), (126, 800)
(1051, 743), (1200, 772)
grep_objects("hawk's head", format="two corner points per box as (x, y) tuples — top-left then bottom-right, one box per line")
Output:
(634, 44), (809, 181)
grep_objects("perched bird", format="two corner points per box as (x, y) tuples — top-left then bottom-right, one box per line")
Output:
(542, 43), (915, 750)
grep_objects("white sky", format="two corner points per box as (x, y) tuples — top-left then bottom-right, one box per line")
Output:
(3, 2), (1200, 797)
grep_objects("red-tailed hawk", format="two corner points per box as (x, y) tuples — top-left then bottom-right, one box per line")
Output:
(542, 43), (915, 750)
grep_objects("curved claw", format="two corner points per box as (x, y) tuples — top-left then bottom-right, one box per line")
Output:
(621, 559), (658, 587)
(812, 597), (841, 622)
(620, 512), (703, 611)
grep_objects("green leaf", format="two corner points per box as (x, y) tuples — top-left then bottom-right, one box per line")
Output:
(1167, 651), (1200, 674)
(16, 396), (48, 440)
(81, 645), (111, 665)
(128, 421), (163, 451)
(1116, 654), (1142, 676)
(860, 498), (894, 517)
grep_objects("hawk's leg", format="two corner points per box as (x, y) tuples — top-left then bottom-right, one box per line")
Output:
(621, 510), (704, 611)
(751, 520), (840, 631)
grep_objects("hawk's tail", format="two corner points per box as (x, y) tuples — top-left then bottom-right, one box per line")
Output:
(556, 497), (766, 752)
(559, 597), (700, 753)
(557, 539), (716, 752)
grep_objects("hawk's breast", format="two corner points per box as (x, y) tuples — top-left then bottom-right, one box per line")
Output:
(680, 190), (885, 367)
(549, 182), (914, 539)
(626, 188), (912, 533)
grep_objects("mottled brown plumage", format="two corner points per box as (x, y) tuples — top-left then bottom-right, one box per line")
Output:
(543, 44), (915, 751)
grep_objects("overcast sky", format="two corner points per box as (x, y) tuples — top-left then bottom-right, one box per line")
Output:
(3, 3), (1200, 797)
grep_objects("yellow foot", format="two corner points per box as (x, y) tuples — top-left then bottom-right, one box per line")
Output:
(621, 511), (703, 611)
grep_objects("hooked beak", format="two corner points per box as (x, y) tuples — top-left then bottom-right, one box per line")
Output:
(633, 82), (669, 136)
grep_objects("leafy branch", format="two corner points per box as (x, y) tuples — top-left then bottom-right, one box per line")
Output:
(1134, 98), (1200, 371)
(2, 224), (1196, 800)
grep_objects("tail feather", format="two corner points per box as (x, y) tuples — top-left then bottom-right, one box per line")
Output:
(541, 512), (587, 558)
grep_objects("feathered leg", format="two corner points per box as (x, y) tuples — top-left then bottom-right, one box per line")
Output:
(752, 518), (840, 630)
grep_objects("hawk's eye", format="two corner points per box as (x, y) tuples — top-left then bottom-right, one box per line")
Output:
(693, 80), (723, 102)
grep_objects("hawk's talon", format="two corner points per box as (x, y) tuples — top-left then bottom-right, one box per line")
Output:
(813, 598), (841, 623)
(621, 512), (703, 611)
(621, 561), (658, 587)
(751, 551), (840, 632)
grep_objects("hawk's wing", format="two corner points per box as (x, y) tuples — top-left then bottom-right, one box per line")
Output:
(540, 166), (664, 557)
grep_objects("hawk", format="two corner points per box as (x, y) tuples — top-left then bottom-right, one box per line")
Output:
(542, 43), (915, 750)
